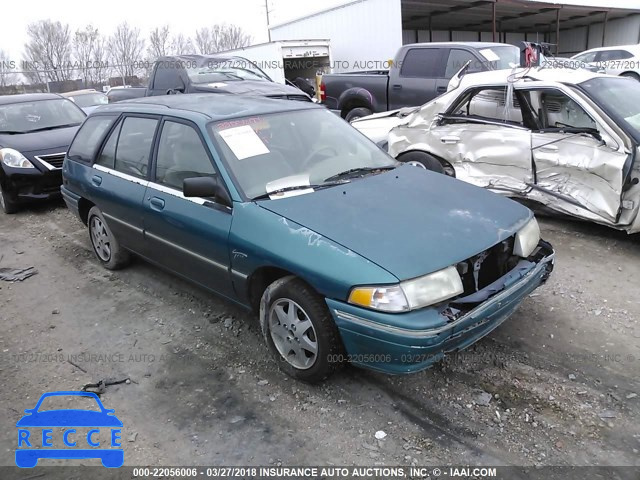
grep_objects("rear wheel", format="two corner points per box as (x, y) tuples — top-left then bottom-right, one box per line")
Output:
(621, 72), (640, 81)
(397, 151), (446, 174)
(0, 183), (18, 214)
(261, 278), (344, 383)
(345, 107), (372, 123)
(88, 206), (130, 270)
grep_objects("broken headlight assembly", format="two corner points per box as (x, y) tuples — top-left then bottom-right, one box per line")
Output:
(348, 266), (464, 312)
(514, 217), (540, 258)
(0, 148), (35, 169)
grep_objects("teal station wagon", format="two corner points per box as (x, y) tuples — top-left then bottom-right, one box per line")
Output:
(61, 94), (554, 383)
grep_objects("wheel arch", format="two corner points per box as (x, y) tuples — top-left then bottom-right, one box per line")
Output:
(396, 149), (455, 176)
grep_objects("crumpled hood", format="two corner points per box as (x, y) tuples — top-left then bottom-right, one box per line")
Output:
(192, 80), (309, 99)
(259, 165), (532, 280)
(0, 125), (78, 156)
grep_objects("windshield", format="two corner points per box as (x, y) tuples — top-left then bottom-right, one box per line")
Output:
(187, 58), (270, 84)
(579, 76), (640, 139)
(209, 108), (396, 199)
(70, 92), (108, 108)
(0, 98), (85, 133)
(478, 46), (520, 70)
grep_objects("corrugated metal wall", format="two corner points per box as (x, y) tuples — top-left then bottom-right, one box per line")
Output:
(270, 0), (402, 73)
(548, 14), (640, 55)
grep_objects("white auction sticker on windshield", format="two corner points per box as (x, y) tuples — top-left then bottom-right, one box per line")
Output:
(479, 49), (500, 62)
(218, 125), (270, 160)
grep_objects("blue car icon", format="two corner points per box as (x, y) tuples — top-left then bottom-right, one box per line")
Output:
(16, 391), (123, 468)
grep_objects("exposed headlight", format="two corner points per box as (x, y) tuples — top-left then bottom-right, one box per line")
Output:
(514, 217), (540, 258)
(0, 148), (35, 169)
(348, 266), (464, 312)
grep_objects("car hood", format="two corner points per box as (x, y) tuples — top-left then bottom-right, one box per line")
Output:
(0, 125), (79, 156)
(258, 165), (532, 280)
(16, 410), (123, 427)
(192, 80), (309, 99)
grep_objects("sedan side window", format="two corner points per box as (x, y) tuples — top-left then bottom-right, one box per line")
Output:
(574, 52), (596, 63)
(525, 89), (596, 130)
(450, 87), (523, 126)
(114, 117), (158, 178)
(155, 121), (216, 190)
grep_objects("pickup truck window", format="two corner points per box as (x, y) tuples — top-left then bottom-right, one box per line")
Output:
(153, 64), (181, 91)
(155, 121), (216, 189)
(445, 49), (482, 78)
(400, 48), (442, 78)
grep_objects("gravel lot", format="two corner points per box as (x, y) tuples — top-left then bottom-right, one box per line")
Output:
(1, 200), (639, 475)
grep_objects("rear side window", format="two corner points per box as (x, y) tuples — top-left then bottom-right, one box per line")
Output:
(113, 117), (158, 178)
(400, 48), (442, 78)
(67, 116), (116, 163)
(95, 121), (120, 168)
(597, 50), (633, 61)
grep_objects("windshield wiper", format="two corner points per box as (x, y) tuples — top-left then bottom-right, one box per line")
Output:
(25, 123), (81, 133)
(251, 181), (347, 201)
(323, 165), (396, 183)
(0, 130), (25, 135)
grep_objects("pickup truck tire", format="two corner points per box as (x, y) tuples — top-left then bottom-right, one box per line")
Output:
(88, 206), (131, 270)
(261, 277), (345, 383)
(345, 107), (373, 123)
(397, 151), (445, 174)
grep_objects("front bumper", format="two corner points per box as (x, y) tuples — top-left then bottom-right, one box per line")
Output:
(1, 166), (62, 204)
(327, 240), (554, 374)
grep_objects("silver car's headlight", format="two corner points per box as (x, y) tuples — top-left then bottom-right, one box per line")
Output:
(348, 266), (464, 312)
(0, 148), (35, 169)
(514, 217), (540, 258)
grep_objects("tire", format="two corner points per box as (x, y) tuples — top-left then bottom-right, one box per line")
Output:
(345, 107), (372, 123)
(0, 182), (18, 214)
(87, 206), (130, 270)
(260, 277), (345, 383)
(621, 72), (640, 81)
(397, 151), (446, 174)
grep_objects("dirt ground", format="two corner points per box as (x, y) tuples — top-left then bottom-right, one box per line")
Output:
(1, 200), (639, 475)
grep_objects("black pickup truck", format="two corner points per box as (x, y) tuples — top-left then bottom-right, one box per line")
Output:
(146, 55), (311, 102)
(320, 42), (519, 121)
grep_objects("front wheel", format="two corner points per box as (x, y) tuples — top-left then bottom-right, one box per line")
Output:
(397, 151), (446, 174)
(88, 206), (130, 270)
(0, 183), (18, 214)
(345, 107), (372, 123)
(260, 278), (344, 383)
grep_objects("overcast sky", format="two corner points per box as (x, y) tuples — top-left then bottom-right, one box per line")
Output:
(2, 0), (639, 60)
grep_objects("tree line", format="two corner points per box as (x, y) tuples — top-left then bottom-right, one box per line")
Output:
(0, 20), (252, 87)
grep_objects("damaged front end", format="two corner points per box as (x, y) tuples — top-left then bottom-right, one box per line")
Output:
(327, 239), (554, 375)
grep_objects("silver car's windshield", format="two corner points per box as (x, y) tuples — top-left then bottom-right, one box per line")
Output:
(70, 93), (108, 108)
(580, 76), (640, 136)
(209, 108), (396, 199)
(0, 99), (85, 134)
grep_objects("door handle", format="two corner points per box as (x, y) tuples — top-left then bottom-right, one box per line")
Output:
(392, 84), (402, 90)
(91, 175), (102, 186)
(539, 144), (559, 152)
(436, 86), (447, 93)
(149, 197), (165, 211)
(440, 135), (460, 144)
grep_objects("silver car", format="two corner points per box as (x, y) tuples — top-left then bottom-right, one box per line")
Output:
(353, 69), (640, 234)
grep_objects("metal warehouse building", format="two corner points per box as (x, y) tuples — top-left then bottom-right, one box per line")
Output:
(270, 0), (640, 72)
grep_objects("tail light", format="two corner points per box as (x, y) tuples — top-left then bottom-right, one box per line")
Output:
(320, 82), (326, 102)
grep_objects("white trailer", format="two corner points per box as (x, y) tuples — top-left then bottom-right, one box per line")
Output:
(221, 40), (332, 85)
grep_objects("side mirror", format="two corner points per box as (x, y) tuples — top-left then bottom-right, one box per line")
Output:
(183, 176), (232, 208)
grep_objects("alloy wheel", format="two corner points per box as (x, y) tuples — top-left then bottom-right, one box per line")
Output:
(268, 299), (318, 370)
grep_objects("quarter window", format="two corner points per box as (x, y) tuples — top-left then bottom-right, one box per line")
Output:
(114, 117), (158, 178)
(95, 121), (120, 168)
(155, 121), (215, 190)
(68, 115), (116, 163)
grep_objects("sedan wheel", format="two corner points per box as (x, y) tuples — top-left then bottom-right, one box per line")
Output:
(261, 277), (346, 383)
(269, 299), (318, 370)
(87, 206), (130, 270)
(0, 183), (18, 214)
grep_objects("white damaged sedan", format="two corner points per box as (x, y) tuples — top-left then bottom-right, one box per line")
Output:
(352, 68), (640, 233)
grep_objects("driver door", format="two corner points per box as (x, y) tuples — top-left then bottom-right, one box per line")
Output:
(522, 86), (630, 223)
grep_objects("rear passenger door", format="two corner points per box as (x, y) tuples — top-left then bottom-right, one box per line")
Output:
(388, 47), (445, 110)
(91, 115), (159, 254)
(143, 118), (234, 297)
